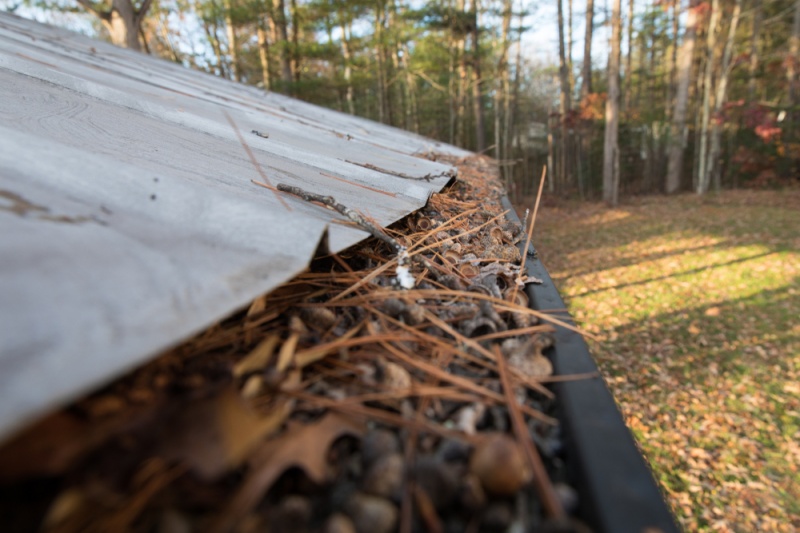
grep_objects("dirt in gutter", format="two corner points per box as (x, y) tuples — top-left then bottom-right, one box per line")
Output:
(0, 155), (591, 533)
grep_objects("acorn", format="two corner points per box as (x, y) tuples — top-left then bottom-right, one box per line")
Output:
(458, 262), (480, 278)
(323, 514), (356, 533)
(503, 287), (529, 307)
(362, 452), (405, 501)
(469, 433), (533, 496)
(361, 429), (400, 469)
(489, 225), (505, 243)
(344, 493), (398, 533)
(443, 248), (462, 263)
(415, 216), (434, 232)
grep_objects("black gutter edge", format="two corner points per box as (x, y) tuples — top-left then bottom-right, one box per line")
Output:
(503, 197), (681, 533)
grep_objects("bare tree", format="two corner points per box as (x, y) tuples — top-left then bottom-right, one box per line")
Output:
(706, 0), (742, 192)
(624, 0), (634, 112)
(257, 15), (272, 90)
(76, 0), (154, 50)
(666, 0), (679, 120)
(223, 0), (239, 81)
(471, 0), (486, 151)
(697, 0), (722, 194)
(556, 0), (572, 190)
(790, 0), (800, 112)
(603, 0), (623, 205)
(747, 0), (763, 101)
(273, 0), (293, 86)
(665, 0), (700, 193)
(582, 0), (594, 98)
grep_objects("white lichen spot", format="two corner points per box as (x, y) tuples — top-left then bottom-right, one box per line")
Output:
(395, 249), (415, 289)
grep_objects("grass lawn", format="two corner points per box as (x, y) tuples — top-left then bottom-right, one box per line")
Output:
(528, 189), (800, 532)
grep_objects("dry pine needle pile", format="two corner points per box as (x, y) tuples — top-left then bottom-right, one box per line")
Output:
(0, 155), (591, 533)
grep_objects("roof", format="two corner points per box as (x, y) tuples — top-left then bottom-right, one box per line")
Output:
(0, 12), (470, 441)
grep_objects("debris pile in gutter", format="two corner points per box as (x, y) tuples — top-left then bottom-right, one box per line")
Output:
(0, 155), (593, 533)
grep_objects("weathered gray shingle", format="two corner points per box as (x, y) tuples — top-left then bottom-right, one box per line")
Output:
(0, 12), (470, 441)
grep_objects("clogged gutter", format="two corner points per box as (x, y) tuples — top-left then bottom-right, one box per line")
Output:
(0, 155), (593, 533)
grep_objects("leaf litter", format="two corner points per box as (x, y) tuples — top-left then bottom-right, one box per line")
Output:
(0, 155), (595, 533)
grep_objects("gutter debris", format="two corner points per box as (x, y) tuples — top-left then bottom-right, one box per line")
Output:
(0, 155), (593, 533)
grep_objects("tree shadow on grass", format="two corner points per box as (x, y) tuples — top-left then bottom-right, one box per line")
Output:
(594, 282), (800, 530)
(571, 250), (777, 298)
(535, 196), (798, 284)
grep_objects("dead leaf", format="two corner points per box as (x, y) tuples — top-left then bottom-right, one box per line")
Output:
(157, 387), (290, 480)
(0, 409), (142, 482)
(704, 307), (721, 317)
(208, 412), (364, 533)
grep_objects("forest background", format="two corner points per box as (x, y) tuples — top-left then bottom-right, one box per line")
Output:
(4, 0), (799, 204)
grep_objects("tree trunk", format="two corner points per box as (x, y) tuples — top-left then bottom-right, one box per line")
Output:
(789, 0), (800, 111)
(339, 17), (355, 115)
(697, 0), (721, 194)
(568, 0), (574, 91)
(746, 0), (762, 101)
(470, 0), (486, 152)
(257, 20), (271, 90)
(400, 43), (419, 131)
(273, 0), (292, 86)
(507, 8), (524, 189)
(624, 0), (634, 113)
(603, 0), (622, 206)
(458, 38), (468, 146)
(582, 0), (594, 98)
(203, 20), (227, 78)
(374, 1), (387, 123)
(456, 18), (468, 146)
(556, 0), (572, 191)
(788, 0), (800, 176)
(495, 0), (513, 178)
(81, 0), (153, 51)
(666, 0), (679, 121)
(289, 0), (300, 82)
(448, 16), (457, 145)
(707, 0), (741, 191)
(665, 0), (699, 193)
(223, 0), (239, 81)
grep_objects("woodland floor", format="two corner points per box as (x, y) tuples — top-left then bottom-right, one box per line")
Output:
(523, 188), (800, 532)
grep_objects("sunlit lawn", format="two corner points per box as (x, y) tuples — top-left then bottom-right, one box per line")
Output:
(530, 189), (800, 532)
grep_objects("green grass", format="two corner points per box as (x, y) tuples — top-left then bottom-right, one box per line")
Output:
(528, 189), (800, 532)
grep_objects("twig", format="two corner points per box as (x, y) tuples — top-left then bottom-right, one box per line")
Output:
(276, 184), (415, 289)
(345, 160), (453, 182)
(494, 345), (565, 519)
(222, 110), (289, 210)
(521, 166), (547, 272)
(276, 183), (401, 251)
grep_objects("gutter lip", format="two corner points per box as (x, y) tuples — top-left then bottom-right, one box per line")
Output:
(502, 196), (681, 533)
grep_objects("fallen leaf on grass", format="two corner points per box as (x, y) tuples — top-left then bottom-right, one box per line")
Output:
(209, 412), (364, 533)
(157, 387), (290, 480)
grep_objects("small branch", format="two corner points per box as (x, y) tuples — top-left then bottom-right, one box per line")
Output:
(276, 184), (415, 289)
(276, 184), (400, 251)
(345, 160), (453, 182)
(494, 344), (565, 519)
(224, 110), (289, 211)
(515, 166), (546, 290)
(75, 0), (110, 21)
(134, 0), (154, 27)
